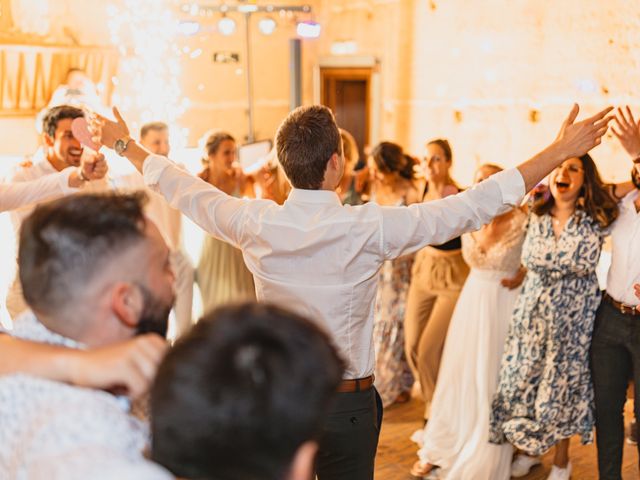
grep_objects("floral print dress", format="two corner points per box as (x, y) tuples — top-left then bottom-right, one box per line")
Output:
(373, 199), (415, 407)
(489, 209), (604, 455)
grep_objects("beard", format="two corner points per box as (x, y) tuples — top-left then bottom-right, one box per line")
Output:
(632, 168), (640, 190)
(135, 284), (173, 338)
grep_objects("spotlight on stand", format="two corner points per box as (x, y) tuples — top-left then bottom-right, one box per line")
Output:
(217, 14), (236, 36)
(296, 20), (320, 38)
(258, 17), (277, 35)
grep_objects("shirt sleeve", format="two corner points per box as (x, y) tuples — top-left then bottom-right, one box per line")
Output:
(0, 168), (76, 213)
(142, 154), (250, 247)
(381, 168), (526, 259)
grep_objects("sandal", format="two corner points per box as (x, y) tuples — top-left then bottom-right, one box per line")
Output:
(410, 460), (438, 478)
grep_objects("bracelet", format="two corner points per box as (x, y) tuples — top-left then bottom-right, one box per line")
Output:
(77, 168), (88, 183)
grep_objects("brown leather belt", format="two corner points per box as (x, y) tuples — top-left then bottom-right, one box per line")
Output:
(337, 375), (375, 393)
(604, 292), (640, 316)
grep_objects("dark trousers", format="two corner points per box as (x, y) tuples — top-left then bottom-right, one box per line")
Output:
(590, 299), (640, 480)
(316, 387), (383, 480)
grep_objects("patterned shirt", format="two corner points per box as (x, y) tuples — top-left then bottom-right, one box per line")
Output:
(0, 311), (172, 480)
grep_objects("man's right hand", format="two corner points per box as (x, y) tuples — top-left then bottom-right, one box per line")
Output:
(69, 334), (168, 399)
(553, 104), (613, 160)
(90, 106), (130, 151)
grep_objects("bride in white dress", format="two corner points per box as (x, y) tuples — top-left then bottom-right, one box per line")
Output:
(411, 164), (528, 480)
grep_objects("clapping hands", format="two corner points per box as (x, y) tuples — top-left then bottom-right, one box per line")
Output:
(612, 106), (640, 160)
(555, 104), (613, 159)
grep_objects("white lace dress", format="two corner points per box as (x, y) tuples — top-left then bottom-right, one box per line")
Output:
(416, 209), (527, 480)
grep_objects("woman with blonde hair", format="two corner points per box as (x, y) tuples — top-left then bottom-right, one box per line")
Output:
(337, 128), (367, 205)
(195, 131), (256, 313)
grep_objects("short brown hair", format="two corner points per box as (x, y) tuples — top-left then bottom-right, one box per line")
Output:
(19, 193), (148, 316)
(276, 105), (342, 190)
(140, 121), (168, 140)
(42, 105), (84, 138)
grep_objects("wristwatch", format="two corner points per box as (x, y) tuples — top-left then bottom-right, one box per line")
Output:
(114, 136), (133, 156)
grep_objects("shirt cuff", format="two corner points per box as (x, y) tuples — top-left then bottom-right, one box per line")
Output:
(59, 168), (79, 194)
(491, 168), (526, 207)
(142, 154), (174, 186)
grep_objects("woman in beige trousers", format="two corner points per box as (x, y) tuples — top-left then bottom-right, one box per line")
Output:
(404, 139), (469, 421)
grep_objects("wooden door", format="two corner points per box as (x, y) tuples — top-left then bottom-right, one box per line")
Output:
(320, 67), (371, 165)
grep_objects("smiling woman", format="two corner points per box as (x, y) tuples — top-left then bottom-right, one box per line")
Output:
(490, 153), (620, 478)
(533, 154), (619, 232)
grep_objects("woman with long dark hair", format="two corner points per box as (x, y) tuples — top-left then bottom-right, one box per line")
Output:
(489, 153), (623, 480)
(369, 142), (420, 407)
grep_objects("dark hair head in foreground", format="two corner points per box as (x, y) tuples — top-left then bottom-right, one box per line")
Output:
(151, 302), (345, 480)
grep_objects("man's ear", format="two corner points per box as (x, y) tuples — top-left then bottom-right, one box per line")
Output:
(110, 282), (143, 329)
(286, 441), (318, 480)
(43, 132), (55, 148)
(329, 152), (341, 170)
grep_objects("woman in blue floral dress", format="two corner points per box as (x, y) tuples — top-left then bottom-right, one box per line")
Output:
(489, 153), (621, 480)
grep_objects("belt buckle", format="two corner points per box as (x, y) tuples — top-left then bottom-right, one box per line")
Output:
(620, 303), (637, 315)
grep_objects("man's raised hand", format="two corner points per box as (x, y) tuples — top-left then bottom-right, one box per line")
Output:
(554, 104), (613, 160)
(89, 106), (130, 150)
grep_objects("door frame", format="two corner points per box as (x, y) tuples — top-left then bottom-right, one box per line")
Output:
(313, 56), (381, 150)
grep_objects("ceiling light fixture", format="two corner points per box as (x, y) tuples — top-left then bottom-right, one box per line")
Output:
(296, 21), (320, 39)
(258, 17), (277, 35)
(217, 14), (236, 35)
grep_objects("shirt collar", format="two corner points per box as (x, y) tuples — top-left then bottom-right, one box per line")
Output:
(620, 189), (640, 211)
(10, 310), (85, 350)
(286, 188), (342, 206)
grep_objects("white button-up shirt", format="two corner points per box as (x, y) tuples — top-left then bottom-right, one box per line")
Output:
(606, 189), (640, 305)
(0, 312), (171, 480)
(5, 150), (110, 318)
(7, 149), (109, 231)
(0, 168), (76, 212)
(144, 154), (525, 378)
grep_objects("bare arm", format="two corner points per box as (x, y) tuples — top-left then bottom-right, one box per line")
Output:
(0, 333), (167, 398)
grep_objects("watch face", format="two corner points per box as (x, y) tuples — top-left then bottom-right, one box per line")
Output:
(115, 139), (125, 155)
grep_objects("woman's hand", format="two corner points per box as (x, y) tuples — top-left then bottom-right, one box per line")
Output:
(501, 267), (527, 290)
(612, 106), (640, 159)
